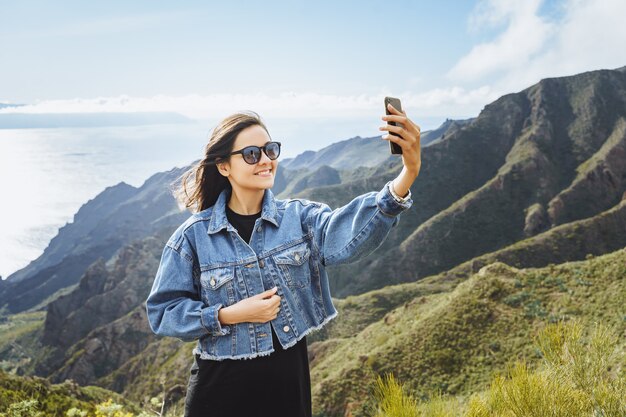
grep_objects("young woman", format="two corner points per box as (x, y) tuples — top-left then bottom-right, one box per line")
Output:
(146, 103), (421, 417)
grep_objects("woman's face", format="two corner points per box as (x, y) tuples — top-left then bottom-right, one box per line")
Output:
(218, 124), (279, 192)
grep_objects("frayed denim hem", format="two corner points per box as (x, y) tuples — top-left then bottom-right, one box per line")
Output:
(193, 346), (276, 361)
(192, 308), (339, 361)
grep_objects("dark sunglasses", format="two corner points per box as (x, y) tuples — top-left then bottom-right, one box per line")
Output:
(229, 141), (281, 165)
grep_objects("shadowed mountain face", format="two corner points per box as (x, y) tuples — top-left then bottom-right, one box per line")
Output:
(43, 233), (168, 338)
(1, 66), (625, 413)
(304, 68), (626, 297)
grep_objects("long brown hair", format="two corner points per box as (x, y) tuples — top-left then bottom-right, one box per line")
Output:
(172, 110), (270, 213)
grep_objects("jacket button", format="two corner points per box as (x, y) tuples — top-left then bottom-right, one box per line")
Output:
(294, 253), (300, 261)
(259, 259), (265, 268)
(283, 325), (290, 332)
(210, 277), (216, 286)
(256, 226), (262, 232)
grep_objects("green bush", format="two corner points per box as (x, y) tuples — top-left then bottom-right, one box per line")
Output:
(468, 319), (624, 416)
(0, 399), (44, 417)
(370, 372), (464, 417)
(369, 319), (625, 416)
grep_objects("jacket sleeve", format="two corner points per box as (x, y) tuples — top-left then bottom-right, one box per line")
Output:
(145, 234), (231, 342)
(306, 180), (413, 266)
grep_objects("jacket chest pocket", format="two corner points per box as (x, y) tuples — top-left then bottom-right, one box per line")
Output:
(273, 243), (311, 289)
(200, 266), (236, 306)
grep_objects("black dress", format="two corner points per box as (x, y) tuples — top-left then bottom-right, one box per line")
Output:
(184, 205), (312, 417)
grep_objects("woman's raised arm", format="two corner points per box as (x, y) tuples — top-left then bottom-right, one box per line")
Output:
(306, 179), (413, 266)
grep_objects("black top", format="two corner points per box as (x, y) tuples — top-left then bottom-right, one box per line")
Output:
(184, 204), (312, 417)
(226, 204), (262, 245)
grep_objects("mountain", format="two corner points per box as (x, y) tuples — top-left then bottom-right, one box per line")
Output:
(300, 67), (626, 297)
(423, 117), (474, 147)
(36, 233), (169, 378)
(1, 66), (625, 416)
(3, 66), (625, 315)
(0, 102), (25, 110)
(278, 164), (342, 195)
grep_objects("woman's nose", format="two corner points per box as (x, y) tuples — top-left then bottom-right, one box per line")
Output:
(258, 150), (272, 164)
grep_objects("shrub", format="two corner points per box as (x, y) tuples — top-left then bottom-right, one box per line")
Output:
(370, 373), (463, 417)
(467, 319), (625, 416)
(369, 319), (625, 416)
(371, 373), (419, 417)
(0, 399), (44, 417)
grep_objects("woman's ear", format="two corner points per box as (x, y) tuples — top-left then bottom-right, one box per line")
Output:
(217, 162), (229, 177)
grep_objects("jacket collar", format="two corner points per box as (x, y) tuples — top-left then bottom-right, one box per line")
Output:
(207, 186), (279, 235)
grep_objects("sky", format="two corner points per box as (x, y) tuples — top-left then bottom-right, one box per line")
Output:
(1, 0), (625, 136)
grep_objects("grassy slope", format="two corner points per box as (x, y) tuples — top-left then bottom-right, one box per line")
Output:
(1, 249), (623, 417)
(98, 337), (192, 403)
(308, 246), (626, 417)
(0, 311), (45, 375)
(0, 369), (142, 416)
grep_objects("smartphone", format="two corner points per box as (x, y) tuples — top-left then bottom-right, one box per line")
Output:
(384, 96), (403, 154)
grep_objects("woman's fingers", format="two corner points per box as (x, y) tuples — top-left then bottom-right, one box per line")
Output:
(382, 103), (421, 150)
(379, 123), (416, 143)
(383, 134), (409, 149)
(381, 113), (409, 136)
(381, 131), (412, 150)
(382, 114), (407, 124)
(382, 114), (420, 135)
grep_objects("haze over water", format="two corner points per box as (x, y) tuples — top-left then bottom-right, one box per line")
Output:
(0, 122), (210, 279)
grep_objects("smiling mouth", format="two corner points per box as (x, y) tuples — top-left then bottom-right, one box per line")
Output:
(255, 169), (272, 176)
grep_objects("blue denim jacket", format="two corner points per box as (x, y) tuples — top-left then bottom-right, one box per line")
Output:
(145, 180), (413, 360)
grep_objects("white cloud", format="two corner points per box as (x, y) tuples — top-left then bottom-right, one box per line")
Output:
(468, 0), (534, 31)
(449, 0), (626, 95)
(448, 0), (554, 82)
(525, 0), (626, 77)
(0, 87), (497, 122)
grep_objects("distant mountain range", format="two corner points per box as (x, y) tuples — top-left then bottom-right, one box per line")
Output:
(0, 102), (25, 109)
(1, 66), (625, 416)
(278, 118), (473, 172)
(0, 111), (193, 128)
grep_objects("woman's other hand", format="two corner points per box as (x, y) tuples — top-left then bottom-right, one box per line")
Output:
(218, 287), (281, 325)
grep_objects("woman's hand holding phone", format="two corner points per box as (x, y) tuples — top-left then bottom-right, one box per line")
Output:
(379, 98), (421, 179)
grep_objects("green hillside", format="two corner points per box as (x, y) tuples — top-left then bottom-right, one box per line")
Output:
(307, 246), (625, 416)
(2, 245), (623, 416)
(0, 369), (142, 417)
